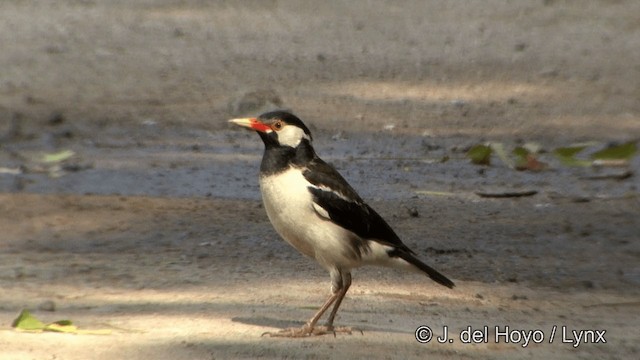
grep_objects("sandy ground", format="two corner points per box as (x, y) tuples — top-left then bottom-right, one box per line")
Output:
(1, 1), (639, 359)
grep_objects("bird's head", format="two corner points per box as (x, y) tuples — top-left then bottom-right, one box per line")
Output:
(229, 111), (313, 148)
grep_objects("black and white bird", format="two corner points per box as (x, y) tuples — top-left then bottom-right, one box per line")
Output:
(229, 111), (454, 337)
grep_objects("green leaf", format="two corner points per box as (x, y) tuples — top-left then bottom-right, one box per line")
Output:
(52, 319), (73, 326)
(554, 155), (592, 167)
(11, 309), (112, 335)
(553, 145), (591, 167)
(590, 141), (637, 160)
(45, 322), (78, 333)
(42, 150), (75, 163)
(512, 146), (530, 169)
(512, 146), (530, 158)
(554, 145), (588, 158)
(467, 144), (492, 165)
(12, 309), (45, 331)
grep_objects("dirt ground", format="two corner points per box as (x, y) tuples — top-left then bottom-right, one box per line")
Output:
(1, 1), (639, 359)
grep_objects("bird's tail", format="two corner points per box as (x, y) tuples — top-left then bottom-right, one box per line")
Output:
(397, 251), (455, 289)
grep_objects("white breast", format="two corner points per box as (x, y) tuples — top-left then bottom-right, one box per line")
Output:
(259, 167), (363, 270)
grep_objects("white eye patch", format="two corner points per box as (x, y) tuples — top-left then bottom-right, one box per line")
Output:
(276, 125), (311, 148)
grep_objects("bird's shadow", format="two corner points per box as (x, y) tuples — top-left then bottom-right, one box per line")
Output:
(231, 316), (409, 334)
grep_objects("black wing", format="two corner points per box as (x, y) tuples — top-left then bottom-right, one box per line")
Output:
(304, 158), (455, 289)
(303, 158), (414, 253)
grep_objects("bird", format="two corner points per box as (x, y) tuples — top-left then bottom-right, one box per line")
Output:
(229, 111), (454, 337)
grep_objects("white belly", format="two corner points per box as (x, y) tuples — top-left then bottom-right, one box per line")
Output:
(259, 167), (362, 270)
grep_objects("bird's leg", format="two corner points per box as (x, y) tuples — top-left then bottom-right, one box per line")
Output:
(321, 272), (359, 335)
(324, 272), (351, 330)
(303, 291), (341, 330)
(263, 270), (355, 337)
(262, 290), (340, 337)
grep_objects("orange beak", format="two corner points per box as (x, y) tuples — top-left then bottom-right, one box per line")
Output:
(228, 117), (271, 133)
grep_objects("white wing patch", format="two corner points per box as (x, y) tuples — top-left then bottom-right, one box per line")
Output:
(308, 183), (353, 203)
(312, 201), (331, 220)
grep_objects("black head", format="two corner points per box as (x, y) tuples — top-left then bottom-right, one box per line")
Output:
(258, 111), (313, 141)
(229, 111), (313, 148)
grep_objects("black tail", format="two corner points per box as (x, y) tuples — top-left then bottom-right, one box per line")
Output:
(396, 251), (455, 289)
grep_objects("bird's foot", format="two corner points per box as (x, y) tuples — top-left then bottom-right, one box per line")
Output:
(262, 325), (360, 338)
(261, 325), (318, 338)
(320, 325), (362, 336)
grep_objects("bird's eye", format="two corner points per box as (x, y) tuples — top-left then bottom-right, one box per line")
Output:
(272, 120), (283, 130)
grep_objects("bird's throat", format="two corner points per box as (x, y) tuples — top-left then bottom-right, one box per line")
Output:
(260, 140), (316, 175)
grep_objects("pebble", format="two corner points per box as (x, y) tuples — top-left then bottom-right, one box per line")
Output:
(38, 300), (56, 312)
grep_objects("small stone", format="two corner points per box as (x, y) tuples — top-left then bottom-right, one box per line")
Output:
(38, 300), (56, 312)
(173, 28), (185, 37)
(514, 42), (527, 52)
(450, 99), (467, 108)
(581, 280), (594, 289)
(44, 45), (67, 54)
(47, 112), (65, 126)
(539, 68), (559, 78)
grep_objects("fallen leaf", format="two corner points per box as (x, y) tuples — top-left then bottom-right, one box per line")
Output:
(512, 146), (529, 159)
(581, 170), (633, 181)
(514, 151), (547, 171)
(475, 190), (538, 198)
(490, 142), (514, 168)
(512, 147), (531, 170)
(554, 145), (588, 158)
(592, 159), (630, 167)
(591, 141), (637, 161)
(522, 142), (543, 154)
(553, 145), (591, 167)
(45, 321), (78, 333)
(12, 309), (45, 331)
(467, 144), (492, 165)
(41, 150), (75, 163)
(525, 155), (547, 171)
(11, 309), (112, 335)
